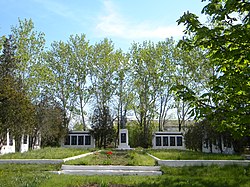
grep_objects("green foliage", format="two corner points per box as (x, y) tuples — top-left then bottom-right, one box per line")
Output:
(91, 106), (115, 148)
(65, 150), (155, 166)
(177, 0), (250, 138)
(0, 35), (36, 149)
(67, 34), (90, 130)
(184, 123), (203, 151)
(35, 96), (68, 147)
(127, 120), (157, 148)
(10, 18), (46, 99)
(0, 147), (90, 159)
(148, 149), (244, 160)
(129, 41), (171, 147)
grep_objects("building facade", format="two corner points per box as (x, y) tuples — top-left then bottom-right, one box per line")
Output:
(152, 132), (185, 150)
(61, 131), (95, 148)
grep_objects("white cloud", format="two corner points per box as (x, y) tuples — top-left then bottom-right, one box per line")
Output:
(34, 0), (83, 23)
(95, 0), (184, 40)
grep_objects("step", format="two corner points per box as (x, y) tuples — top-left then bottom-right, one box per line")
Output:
(58, 165), (162, 176)
(61, 165), (161, 171)
(58, 169), (162, 176)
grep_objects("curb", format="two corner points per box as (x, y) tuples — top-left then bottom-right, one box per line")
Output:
(0, 159), (63, 164)
(147, 153), (250, 167)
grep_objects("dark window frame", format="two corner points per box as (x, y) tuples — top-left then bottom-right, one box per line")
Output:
(71, 136), (77, 145)
(163, 136), (168, 146)
(156, 137), (162, 146)
(85, 135), (91, 145)
(78, 136), (84, 145)
(170, 136), (175, 146)
(177, 136), (182, 146)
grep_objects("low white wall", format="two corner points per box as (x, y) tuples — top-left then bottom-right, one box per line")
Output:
(158, 160), (250, 167)
(0, 145), (15, 155)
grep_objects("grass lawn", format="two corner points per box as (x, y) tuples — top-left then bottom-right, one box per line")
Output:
(0, 164), (249, 186)
(0, 147), (93, 159)
(148, 149), (244, 160)
(65, 150), (156, 166)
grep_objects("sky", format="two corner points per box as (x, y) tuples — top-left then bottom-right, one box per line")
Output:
(0, 0), (207, 52)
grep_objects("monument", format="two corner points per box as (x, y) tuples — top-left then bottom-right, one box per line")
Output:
(117, 115), (131, 150)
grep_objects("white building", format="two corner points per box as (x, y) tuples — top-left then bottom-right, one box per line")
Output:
(0, 131), (41, 155)
(61, 131), (95, 148)
(202, 136), (235, 154)
(0, 131), (15, 155)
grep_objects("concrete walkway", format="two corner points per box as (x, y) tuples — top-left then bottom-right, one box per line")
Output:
(147, 153), (250, 167)
(56, 165), (162, 176)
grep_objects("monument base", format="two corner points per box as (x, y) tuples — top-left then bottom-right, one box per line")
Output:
(117, 129), (132, 150)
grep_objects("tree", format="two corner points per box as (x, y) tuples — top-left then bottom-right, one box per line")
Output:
(44, 41), (72, 130)
(10, 18), (45, 100)
(172, 47), (212, 131)
(155, 39), (176, 131)
(67, 34), (90, 130)
(130, 41), (162, 148)
(177, 0), (250, 138)
(0, 35), (36, 151)
(91, 106), (114, 148)
(114, 50), (132, 146)
(89, 38), (119, 147)
(35, 95), (68, 147)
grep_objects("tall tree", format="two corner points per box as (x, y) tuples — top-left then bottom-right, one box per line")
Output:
(35, 95), (67, 147)
(156, 39), (176, 131)
(10, 18), (45, 100)
(68, 34), (90, 130)
(44, 41), (72, 130)
(91, 106), (114, 148)
(173, 47), (211, 131)
(114, 50), (132, 146)
(177, 0), (250, 138)
(130, 41), (161, 148)
(0, 36), (36, 151)
(89, 38), (118, 147)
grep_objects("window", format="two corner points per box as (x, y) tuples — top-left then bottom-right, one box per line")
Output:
(85, 135), (91, 145)
(223, 137), (231, 148)
(156, 137), (161, 146)
(177, 137), (182, 146)
(35, 135), (40, 146)
(9, 133), (13, 146)
(23, 135), (28, 144)
(170, 137), (175, 146)
(3, 134), (7, 146)
(71, 136), (77, 145)
(204, 139), (209, 148)
(163, 136), (168, 146)
(78, 136), (84, 145)
(65, 136), (70, 145)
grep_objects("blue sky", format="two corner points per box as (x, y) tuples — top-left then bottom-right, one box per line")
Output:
(0, 0), (206, 52)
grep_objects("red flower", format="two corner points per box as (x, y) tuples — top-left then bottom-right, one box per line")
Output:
(106, 151), (113, 155)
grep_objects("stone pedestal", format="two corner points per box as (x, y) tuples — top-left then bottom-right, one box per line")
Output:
(117, 129), (131, 150)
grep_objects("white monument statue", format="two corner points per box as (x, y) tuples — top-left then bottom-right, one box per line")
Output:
(117, 115), (131, 150)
